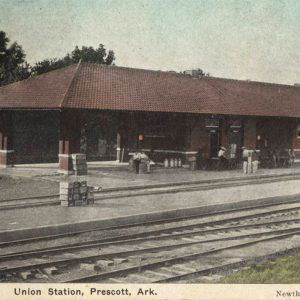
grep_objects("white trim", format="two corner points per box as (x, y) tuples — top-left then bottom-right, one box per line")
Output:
(0, 150), (14, 153)
(58, 154), (71, 158)
(129, 149), (198, 155)
(57, 169), (74, 175)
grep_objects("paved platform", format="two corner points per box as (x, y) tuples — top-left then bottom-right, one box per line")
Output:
(1, 167), (300, 242)
(2, 161), (300, 190)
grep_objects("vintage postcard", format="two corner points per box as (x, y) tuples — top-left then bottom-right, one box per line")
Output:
(0, 0), (299, 299)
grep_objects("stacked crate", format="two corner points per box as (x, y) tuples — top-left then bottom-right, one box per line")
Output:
(73, 181), (86, 206)
(87, 186), (95, 205)
(60, 181), (95, 207)
(60, 181), (74, 207)
(59, 182), (73, 206)
(72, 153), (88, 176)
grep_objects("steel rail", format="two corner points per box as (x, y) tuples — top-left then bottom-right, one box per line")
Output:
(153, 246), (300, 283)
(93, 175), (300, 201)
(1, 198), (300, 248)
(1, 173), (300, 211)
(1, 212), (300, 262)
(2, 225), (300, 277)
(64, 229), (300, 283)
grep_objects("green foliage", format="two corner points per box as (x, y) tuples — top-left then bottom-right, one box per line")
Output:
(0, 30), (116, 85)
(32, 44), (115, 75)
(221, 253), (300, 283)
(0, 31), (30, 86)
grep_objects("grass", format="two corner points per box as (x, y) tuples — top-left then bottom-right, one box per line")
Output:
(220, 253), (300, 283)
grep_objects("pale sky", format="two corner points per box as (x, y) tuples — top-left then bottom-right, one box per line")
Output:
(0, 0), (299, 85)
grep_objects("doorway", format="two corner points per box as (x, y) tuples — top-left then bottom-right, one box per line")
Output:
(209, 130), (220, 158)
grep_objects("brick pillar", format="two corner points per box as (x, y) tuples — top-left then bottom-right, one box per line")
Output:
(244, 118), (257, 149)
(58, 110), (81, 174)
(0, 111), (14, 168)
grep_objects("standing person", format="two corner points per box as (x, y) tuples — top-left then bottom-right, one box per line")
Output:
(252, 150), (259, 173)
(241, 146), (249, 173)
(218, 146), (228, 169)
(288, 149), (295, 167)
(132, 151), (142, 174)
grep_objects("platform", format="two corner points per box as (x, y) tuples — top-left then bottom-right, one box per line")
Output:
(1, 161), (300, 190)
(1, 164), (300, 242)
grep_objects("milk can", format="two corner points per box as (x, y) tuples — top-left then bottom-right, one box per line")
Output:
(164, 158), (169, 168)
(174, 158), (178, 168)
(170, 158), (174, 168)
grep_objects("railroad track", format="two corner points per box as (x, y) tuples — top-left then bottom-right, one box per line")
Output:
(1, 194), (300, 248)
(1, 172), (300, 210)
(1, 194), (300, 247)
(2, 200), (300, 283)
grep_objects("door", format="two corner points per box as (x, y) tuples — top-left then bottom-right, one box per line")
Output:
(210, 130), (220, 158)
(229, 129), (243, 159)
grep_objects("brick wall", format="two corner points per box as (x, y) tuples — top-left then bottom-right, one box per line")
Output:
(243, 118), (257, 149)
(189, 118), (210, 158)
(13, 111), (59, 163)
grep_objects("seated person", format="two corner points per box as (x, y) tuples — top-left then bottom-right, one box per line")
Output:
(132, 151), (150, 174)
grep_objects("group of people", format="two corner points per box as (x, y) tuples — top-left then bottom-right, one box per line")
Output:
(217, 145), (258, 170)
(260, 148), (295, 168)
(218, 145), (295, 170)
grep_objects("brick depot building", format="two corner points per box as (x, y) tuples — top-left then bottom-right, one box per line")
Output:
(0, 62), (300, 172)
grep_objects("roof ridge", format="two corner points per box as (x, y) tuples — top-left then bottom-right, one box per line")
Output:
(59, 60), (82, 108)
(0, 63), (77, 91)
(80, 62), (298, 88)
(202, 75), (299, 89)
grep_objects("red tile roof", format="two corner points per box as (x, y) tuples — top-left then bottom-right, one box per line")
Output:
(0, 64), (78, 109)
(0, 62), (299, 117)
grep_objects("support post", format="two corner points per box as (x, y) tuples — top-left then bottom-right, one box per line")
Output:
(0, 111), (14, 168)
(116, 132), (121, 162)
(58, 110), (82, 174)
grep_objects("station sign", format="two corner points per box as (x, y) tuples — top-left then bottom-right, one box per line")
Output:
(229, 119), (242, 128)
(205, 118), (220, 128)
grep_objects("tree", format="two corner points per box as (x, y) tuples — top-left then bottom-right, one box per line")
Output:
(32, 44), (115, 75)
(0, 31), (30, 86)
(0, 31), (116, 84)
